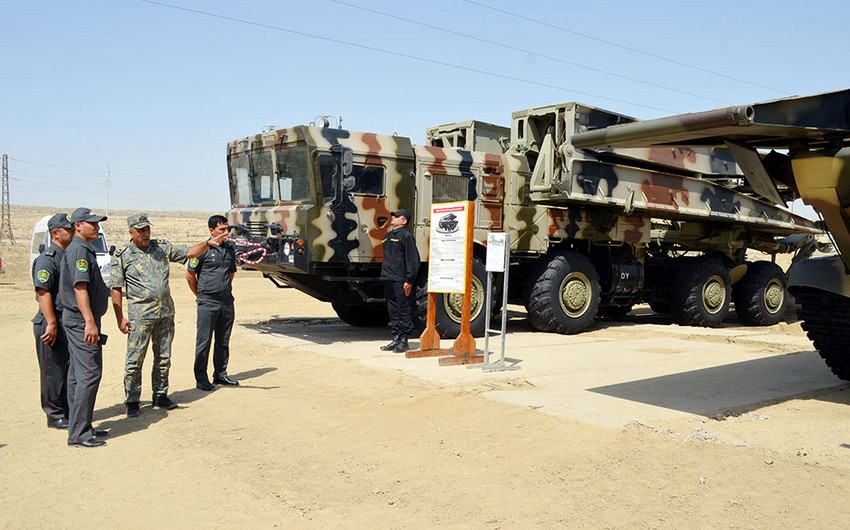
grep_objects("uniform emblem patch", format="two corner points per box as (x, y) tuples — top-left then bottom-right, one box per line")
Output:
(75, 259), (89, 272)
(37, 270), (50, 283)
(188, 257), (199, 268)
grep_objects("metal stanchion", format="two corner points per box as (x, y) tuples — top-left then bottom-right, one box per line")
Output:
(472, 232), (520, 372)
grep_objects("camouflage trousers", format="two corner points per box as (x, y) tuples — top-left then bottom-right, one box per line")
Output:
(124, 316), (174, 404)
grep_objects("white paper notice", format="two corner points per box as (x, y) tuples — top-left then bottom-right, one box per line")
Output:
(428, 202), (469, 293)
(486, 232), (508, 272)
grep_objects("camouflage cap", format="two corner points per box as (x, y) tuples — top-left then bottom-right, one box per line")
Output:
(391, 209), (411, 222)
(127, 213), (152, 229)
(70, 207), (107, 224)
(47, 212), (72, 230)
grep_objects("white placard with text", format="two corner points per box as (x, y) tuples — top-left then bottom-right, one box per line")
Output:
(486, 232), (508, 272)
(427, 201), (469, 293)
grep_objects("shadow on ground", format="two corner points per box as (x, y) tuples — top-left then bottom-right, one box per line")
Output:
(587, 351), (848, 418)
(92, 366), (278, 439)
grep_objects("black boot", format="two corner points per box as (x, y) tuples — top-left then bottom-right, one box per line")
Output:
(393, 335), (409, 353)
(380, 335), (400, 351)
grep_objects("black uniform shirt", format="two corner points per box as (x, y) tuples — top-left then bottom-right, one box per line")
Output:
(380, 227), (420, 283)
(32, 243), (65, 323)
(187, 241), (237, 299)
(59, 236), (110, 320)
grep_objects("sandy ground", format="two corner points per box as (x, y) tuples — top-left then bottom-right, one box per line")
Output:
(2, 205), (850, 529)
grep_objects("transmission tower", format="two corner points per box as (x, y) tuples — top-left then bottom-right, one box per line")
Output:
(0, 154), (15, 244)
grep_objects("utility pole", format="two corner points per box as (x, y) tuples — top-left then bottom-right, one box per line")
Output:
(105, 163), (111, 216)
(0, 154), (15, 244)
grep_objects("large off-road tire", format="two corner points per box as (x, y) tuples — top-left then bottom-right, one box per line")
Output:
(526, 251), (600, 334)
(332, 303), (389, 328)
(792, 287), (850, 381)
(413, 256), (491, 338)
(732, 261), (787, 326)
(671, 256), (731, 327)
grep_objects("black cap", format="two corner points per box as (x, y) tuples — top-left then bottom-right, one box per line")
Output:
(47, 212), (72, 230)
(70, 207), (107, 224)
(391, 209), (411, 223)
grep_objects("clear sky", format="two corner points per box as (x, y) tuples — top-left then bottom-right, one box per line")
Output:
(2, 0), (847, 214)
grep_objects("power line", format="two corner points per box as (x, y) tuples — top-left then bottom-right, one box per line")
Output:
(461, 0), (789, 95)
(133, 0), (679, 113)
(10, 173), (223, 204)
(330, 0), (728, 105)
(8, 156), (220, 184)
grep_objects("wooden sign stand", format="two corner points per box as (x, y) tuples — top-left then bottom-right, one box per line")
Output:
(406, 201), (482, 365)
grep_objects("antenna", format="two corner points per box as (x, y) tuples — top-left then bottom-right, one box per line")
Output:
(0, 154), (15, 244)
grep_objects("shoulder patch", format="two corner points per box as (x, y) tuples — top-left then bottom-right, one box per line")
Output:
(188, 257), (199, 268)
(114, 245), (128, 257)
(37, 270), (50, 283)
(75, 259), (89, 272)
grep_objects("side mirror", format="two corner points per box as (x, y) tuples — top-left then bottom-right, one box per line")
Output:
(109, 245), (116, 256)
(38, 243), (45, 253)
(341, 149), (354, 177)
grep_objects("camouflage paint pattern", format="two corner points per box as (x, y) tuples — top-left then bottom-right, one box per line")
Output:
(224, 94), (832, 308)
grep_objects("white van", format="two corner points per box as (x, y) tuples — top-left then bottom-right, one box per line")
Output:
(30, 215), (114, 286)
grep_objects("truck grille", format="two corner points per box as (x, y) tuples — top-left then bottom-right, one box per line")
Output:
(244, 220), (268, 238)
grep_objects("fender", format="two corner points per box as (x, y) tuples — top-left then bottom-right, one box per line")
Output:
(787, 254), (850, 297)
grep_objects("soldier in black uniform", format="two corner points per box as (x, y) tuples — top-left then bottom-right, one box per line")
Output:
(186, 215), (239, 390)
(32, 212), (74, 429)
(379, 209), (420, 353)
(61, 207), (110, 448)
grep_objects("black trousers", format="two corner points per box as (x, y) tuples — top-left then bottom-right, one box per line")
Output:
(194, 296), (234, 383)
(385, 281), (414, 336)
(33, 316), (69, 423)
(63, 317), (103, 444)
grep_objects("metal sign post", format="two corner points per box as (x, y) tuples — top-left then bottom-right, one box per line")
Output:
(476, 232), (520, 372)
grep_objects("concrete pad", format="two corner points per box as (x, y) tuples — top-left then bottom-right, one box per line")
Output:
(245, 315), (845, 429)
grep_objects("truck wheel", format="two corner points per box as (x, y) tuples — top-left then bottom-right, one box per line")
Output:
(414, 256), (490, 338)
(671, 256), (731, 327)
(332, 303), (389, 328)
(733, 261), (787, 326)
(526, 251), (600, 334)
(793, 287), (850, 381)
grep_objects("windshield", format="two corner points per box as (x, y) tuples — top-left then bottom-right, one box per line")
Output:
(227, 150), (274, 205)
(92, 233), (107, 253)
(229, 146), (312, 205)
(276, 145), (311, 202)
(229, 153), (251, 205)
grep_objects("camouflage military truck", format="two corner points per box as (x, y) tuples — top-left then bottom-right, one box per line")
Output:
(226, 96), (825, 342)
(560, 88), (850, 381)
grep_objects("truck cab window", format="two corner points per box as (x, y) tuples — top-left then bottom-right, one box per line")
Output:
(319, 154), (385, 201)
(228, 154), (251, 205)
(250, 150), (275, 203)
(276, 146), (311, 202)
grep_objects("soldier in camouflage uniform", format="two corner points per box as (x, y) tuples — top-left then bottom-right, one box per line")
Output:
(111, 213), (226, 418)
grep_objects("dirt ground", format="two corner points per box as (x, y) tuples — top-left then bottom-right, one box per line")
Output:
(2, 205), (850, 529)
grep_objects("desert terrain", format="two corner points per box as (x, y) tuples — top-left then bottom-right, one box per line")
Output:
(1, 204), (849, 529)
